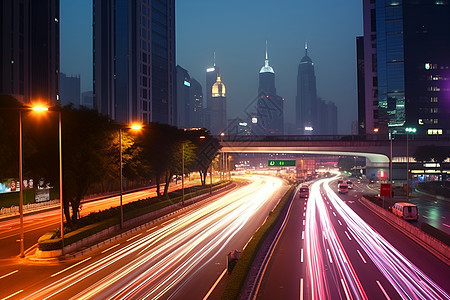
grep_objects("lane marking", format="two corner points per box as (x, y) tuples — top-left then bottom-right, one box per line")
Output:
(0, 270), (18, 280)
(422, 215), (429, 219)
(303, 220), (305, 226)
(329, 206), (333, 210)
(301, 248), (304, 263)
(302, 231), (304, 240)
(345, 231), (352, 241)
(303, 212), (306, 217)
(1, 290), (23, 300)
(126, 233), (142, 242)
(376, 280), (391, 300)
(300, 278), (304, 300)
(338, 220), (343, 226)
(333, 212), (336, 217)
(203, 268), (227, 300)
(101, 243), (120, 254)
(443, 223), (450, 228)
(51, 257), (92, 277)
(327, 249), (333, 263)
(357, 250), (367, 264)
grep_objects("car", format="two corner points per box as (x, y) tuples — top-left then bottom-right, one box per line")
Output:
(299, 185), (309, 198)
(338, 183), (349, 194)
(346, 180), (353, 189)
(369, 178), (375, 184)
(337, 179), (343, 186)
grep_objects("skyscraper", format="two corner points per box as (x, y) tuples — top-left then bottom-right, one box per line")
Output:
(175, 65), (190, 127)
(60, 73), (80, 107)
(93, 0), (175, 125)
(296, 43), (318, 135)
(360, 0), (450, 136)
(257, 41), (284, 135)
(189, 77), (203, 128)
(1, 0), (60, 105)
(207, 73), (227, 135)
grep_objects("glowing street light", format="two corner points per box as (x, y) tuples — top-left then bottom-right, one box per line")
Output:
(119, 124), (142, 229)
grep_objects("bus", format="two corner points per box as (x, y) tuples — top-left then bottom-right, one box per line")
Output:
(299, 185), (309, 198)
(392, 202), (418, 221)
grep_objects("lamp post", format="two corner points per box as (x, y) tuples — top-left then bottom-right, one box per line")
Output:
(119, 124), (142, 229)
(389, 130), (393, 200)
(58, 110), (64, 254)
(18, 110), (24, 258)
(405, 127), (416, 202)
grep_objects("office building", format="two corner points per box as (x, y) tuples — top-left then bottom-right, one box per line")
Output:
(175, 65), (190, 127)
(360, 0), (450, 136)
(207, 73), (227, 135)
(296, 43), (318, 135)
(318, 98), (338, 135)
(93, 0), (175, 125)
(189, 77), (203, 128)
(356, 36), (366, 135)
(1, 0), (60, 105)
(60, 73), (80, 107)
(257, 42), (284, 135)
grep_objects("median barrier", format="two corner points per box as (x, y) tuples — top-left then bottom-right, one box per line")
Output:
(360, 196), (450, 265)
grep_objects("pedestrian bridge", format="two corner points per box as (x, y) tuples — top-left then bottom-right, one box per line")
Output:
(218, 135), (449, 175)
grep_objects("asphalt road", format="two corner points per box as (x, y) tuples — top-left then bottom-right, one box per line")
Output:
(0, 178), (214, 260)
(257, 178), (450, 299)
(0, 175), (289, 300)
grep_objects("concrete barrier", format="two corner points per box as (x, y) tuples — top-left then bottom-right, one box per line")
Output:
(360, 197), (450, 265)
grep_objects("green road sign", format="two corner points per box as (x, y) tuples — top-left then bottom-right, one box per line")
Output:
(268, 160), (296, 167)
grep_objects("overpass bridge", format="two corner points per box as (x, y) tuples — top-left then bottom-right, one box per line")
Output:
(218, 135), (450, 179)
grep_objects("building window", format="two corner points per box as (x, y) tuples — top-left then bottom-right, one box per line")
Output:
(427, 129), (442, 135)
(372, 76), (378, 87)
(430, 97), (438, 103)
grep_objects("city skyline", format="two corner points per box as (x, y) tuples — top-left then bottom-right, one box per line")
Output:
(60, 0), (362, 134)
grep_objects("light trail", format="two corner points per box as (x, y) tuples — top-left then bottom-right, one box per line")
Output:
(304, 177), (449, 299)
(305, 180), (367, 300)
(315, 177), (449, 299)
(23, 176), (285, 299)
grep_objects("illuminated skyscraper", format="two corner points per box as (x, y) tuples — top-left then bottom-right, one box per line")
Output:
(296, 43), (318, 134)
(93, 0), (175, 125)
(207, 73), (227, 135)
(256, 41), (284, 135)
(360, 0), (450, 136)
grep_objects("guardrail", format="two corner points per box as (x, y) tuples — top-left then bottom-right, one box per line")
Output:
(0, 200), (60, 219)
(360, 196), (450, 265)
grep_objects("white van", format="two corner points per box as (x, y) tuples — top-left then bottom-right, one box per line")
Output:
(392, 202), (418, 221)
(338, 183), (348, 194)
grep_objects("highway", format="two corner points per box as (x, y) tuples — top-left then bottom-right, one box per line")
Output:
(258, 178), (450, 299)
(0, 178), (213, 259)
(0, 175), (289, 300)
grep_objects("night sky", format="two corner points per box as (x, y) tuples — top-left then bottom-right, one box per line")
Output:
(60, 0), (362, 134)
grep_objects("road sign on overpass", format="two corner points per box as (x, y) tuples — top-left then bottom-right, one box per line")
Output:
(268, 160), (296, 167)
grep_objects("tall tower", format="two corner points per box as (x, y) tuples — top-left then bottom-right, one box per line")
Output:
(0, 0), (60, 105)
(257, 41), (284, 135)
(208, 73), (227, 135)
(93, 0), (175, 125)
(258, 41), (276, 95)
(296, 42), (318, 135)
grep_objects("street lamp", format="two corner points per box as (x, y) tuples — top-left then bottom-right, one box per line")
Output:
(119, 123), (142, 229)
(405, 127), (416, 202)
(182, 142), (185, 206)
(18, 105), (49, 257)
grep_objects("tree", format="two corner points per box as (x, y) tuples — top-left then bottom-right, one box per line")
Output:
(61, 105), (116, 225)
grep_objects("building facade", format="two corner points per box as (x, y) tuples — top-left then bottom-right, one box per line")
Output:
(189, 77), (203, 128)
(1, 0), (60, 105)
(360, 0), (450, 136)
(60, 73), (80, 107)
(207, 73), (227, 135)
(93, 0), (175, 125)
(257, 42), (284, 135)
(296, 43), (318, 135)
